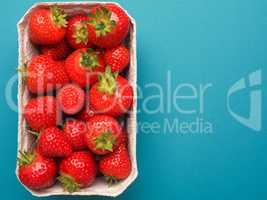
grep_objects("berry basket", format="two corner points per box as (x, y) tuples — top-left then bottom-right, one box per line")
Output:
(16, 1), (137, 197)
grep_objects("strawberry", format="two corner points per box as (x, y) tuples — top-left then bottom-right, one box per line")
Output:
(66, 15), (93, 49)
(56, 60), (66, 70)
(18, 151), (57, 190)
(26, 55), (69, 94)
(65, 48), (106, 87)
(57, 84), (85, 115)
(118, 129), (128, 145)
(40, 40), (71, 60)
(104, 45), (130, 72)
(84, 115), (123, 155)
(24, 96), (58, 131)
(88, 4), (130, 48)
(63, 119), (87, 150)
(29, 7), (67, 45)
(76, 94), (95, 121)
(99, 144), (131, 184)
(58, 151), (97, 193)
(37, 127), (72, 158)
(90, 67), (133, 116)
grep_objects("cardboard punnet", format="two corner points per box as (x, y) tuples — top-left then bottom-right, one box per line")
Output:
(16, 2), (137, 197)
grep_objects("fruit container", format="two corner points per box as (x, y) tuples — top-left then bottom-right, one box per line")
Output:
(16, 1), (137, 197)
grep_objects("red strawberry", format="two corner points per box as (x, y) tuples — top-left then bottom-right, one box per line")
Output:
(56, 60), (66, 70)
(99, 144), (131, 184)
(84, 115), (123, 155)
(26, 55), (69, 94)
(88, 4), (130, 48)
(18, 151), (57, 190)
(40, 40), (71, 60)
(65, 48), (106, 87)
(29, 7), (67, 45)
(76, 94), (96, 121)
(63, 119), (87, 150)
(24, 96), (58, 131)
(90, 67), (133, 116)
(66, 15), (93, 49)
(57, 84), (85, 115)
(37, 127), (72, 158)
(118, 129), (128, 145)
(104, 45), (130, 72)
(58, 151), (97, 193)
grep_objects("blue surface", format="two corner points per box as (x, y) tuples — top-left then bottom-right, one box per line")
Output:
(0, 0), (266, 199)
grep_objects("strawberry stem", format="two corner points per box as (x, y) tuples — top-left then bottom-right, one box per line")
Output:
(97, 66), (118, 95)
(88, 6), (116, 37)
(17, 63), (27, 86)
(80, 48), (100, 70)
(94, 131), (116, 151)
(27, 129), (39, 137)
(51, 6), (67, 28)
(58, 175), (80, 193)
(105, 176), (118, 186)
(74, 21), (89, 44)
(17, 64), (27, 73)
(17, 151), (35, 166)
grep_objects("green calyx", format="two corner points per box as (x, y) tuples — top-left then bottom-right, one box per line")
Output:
(97, 66), (118, 95)
(17, 63), (27, 86)
(80, 48), (100, 70)
(51, 6), (67, 28)
(27, 129), (40, 141)
(18, 151), (35, 166)
(58, 175), (80, 193)
(94, 131), (116, 152)
(74, 21), (89, 44)
(17, 63), (27, 74)
(27, 129), (39, 137)
(88, 6), (116, 37)
(105, 176), (118, 186)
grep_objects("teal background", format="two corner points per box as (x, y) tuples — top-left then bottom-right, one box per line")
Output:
(0, 0), (266, 199)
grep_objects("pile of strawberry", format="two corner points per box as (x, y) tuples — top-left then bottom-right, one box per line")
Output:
(18, 4), (133, 193)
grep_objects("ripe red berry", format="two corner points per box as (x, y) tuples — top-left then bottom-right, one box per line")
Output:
(24, 96), (58, 131)
(26, 55), (69, 94)
(29, 7), (67, 45)
(118, 129), (128, 145)
(104, 45), (130, 72)
(57, 84), (85, 115)
(76, 94), (96, 121)
(90, 67), (133, 116)
(58, 151), (97, 193)
(65, 48), (106, 88)
(88, 4), (130, 48)
(63, 119), (87, 150)
(84, 115), (123, 155)
(18, 151), (57, 190)
(99, 144), (131, 184)
(66, 15), (93, 49)
(40, 40), (71, 60)
(37, 127), (72, 158)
